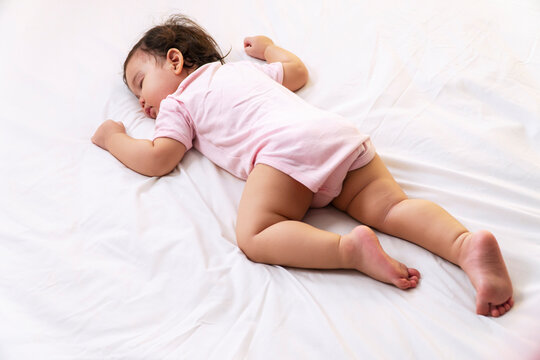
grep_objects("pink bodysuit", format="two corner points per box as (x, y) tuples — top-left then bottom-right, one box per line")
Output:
(154, 61), (375, 207)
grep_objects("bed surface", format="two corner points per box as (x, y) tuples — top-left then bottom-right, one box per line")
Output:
(1, 0), (539, 358)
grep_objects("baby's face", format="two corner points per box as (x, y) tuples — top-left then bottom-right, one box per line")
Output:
(125, 50), (184, 119)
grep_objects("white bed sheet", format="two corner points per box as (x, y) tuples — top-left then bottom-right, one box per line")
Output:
(1, 0), (539, 359)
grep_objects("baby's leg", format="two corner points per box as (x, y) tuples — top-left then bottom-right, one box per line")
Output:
(236, 164), (419, 289)
(332, 154), (513, 316)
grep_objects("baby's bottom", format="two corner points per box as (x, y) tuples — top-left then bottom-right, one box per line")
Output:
(311, 139), (375, 208)
(235, 154), (513, 317)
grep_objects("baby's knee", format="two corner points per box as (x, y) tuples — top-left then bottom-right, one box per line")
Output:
(356, 186), (404, 227)
(236, 229), (265, 263)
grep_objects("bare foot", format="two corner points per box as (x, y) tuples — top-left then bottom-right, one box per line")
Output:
(457, 231), (514, 317)
(340, 225), (420, 289)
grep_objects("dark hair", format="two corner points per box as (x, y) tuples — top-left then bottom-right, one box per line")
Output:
(123, 14), (227, 85)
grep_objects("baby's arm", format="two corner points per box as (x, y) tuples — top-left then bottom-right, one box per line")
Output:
(92, 120), (186, 177)
(244, 36), (308, 91)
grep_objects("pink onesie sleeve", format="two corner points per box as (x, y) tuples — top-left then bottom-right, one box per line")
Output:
(248, 61), (284, 84)
(153, 97), (194, 150)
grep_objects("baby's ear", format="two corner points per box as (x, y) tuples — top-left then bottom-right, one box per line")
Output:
(166, 48), (184, 74)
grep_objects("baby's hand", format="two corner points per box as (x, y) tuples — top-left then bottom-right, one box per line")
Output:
(244, 36), (274, 60)
(92, 119), (126, 150)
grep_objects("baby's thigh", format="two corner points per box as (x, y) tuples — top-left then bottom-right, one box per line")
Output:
(236, 164), (313, 240)
(332, 154), (406, 215)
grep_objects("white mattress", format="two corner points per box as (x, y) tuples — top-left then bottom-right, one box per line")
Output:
(1, 0), (539, 358)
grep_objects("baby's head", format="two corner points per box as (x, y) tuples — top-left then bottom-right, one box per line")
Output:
(123, 14), (226, 118)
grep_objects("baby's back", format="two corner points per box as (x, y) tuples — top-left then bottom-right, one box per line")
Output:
(157, 61), (368, 188)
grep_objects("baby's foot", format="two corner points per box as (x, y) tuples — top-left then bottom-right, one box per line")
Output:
(340, 226), (420, 289)
(457, 231), (514, 317)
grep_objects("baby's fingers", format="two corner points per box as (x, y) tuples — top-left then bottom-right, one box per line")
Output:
(243, 37), (256, 55)
(243, 35), (273, 60)
(91, 119), (125, 150)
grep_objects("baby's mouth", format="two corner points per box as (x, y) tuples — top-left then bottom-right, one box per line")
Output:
(145, 106), (155, 118)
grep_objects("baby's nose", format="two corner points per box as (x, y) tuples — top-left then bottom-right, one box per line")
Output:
(139, 97), (145, 108)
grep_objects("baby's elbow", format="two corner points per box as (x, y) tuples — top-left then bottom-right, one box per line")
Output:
(285, 63), (309, 92)
(148, 166), (175, 178)
(148, 158), (178, 177)
(147, 139), (186, 177)
(296, 65), (309, 90)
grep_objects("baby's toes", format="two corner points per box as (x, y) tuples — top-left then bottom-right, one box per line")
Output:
(392, 278), (407, 289)
(490, 305), (501, 317)
(508, 297), (514, 307)
(393, 277), (417, 290)
(408, 268), (421, 279)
